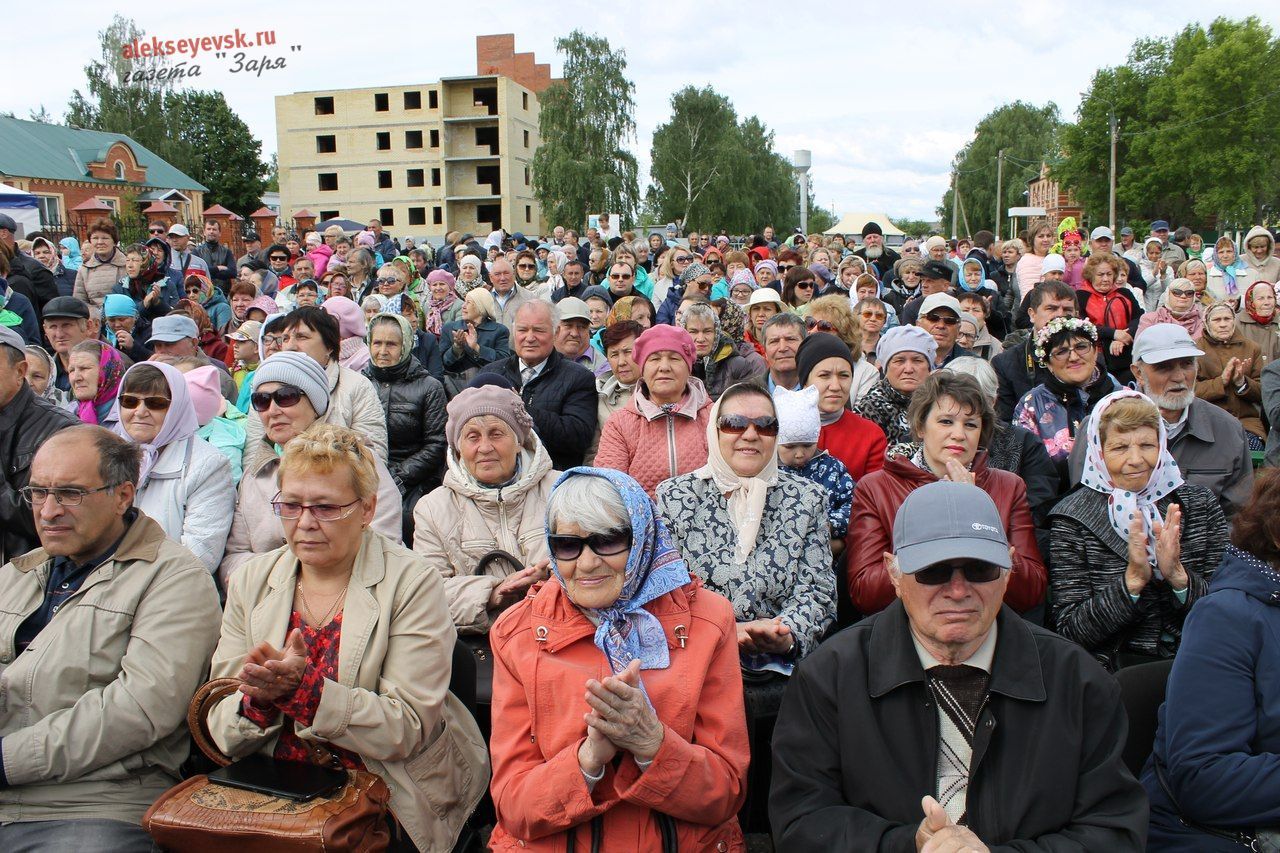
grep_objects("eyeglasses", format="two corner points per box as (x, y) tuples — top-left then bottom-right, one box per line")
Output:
(912, 561), (1005, 586)
(118, 393), (172, 411)
(516, 263), (536, 270)
(21, 483), (120, 506)
(263, 334), (286, 348)
(674, 255), (693, 263)
(148, 228), (166, 235)
(805, 317), (836, 332)
(609, 273), (634, 280)
(548, 528), (633, 561)
(717, 414), (780, 436)
(957, 332), (976, 344)
(778, 264), (796, 272)
(376, 277), (401, 285)
(271, 495), (362, 521)
(1050, 341), (1095, 362)
(860, 311), (887, 321)
(923, 312), (960, 326)
(250, 385), (305, 412)
(1167, 288), (1196, 298)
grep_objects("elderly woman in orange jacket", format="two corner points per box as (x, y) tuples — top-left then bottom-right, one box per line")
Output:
(488, 467), (749, 852)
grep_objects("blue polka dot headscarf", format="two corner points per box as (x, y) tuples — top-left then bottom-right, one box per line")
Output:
(1080, 389), (1184, 574)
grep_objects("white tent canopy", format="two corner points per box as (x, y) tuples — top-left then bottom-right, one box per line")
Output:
(0, 183), (40, 237)
(823, 213), (906, 237)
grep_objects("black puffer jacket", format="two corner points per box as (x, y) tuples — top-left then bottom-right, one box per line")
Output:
(364, 358), (448, 497)
(0, 383), (78, 562)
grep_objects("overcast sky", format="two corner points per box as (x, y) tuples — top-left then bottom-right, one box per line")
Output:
(9, 1), (1279, 224)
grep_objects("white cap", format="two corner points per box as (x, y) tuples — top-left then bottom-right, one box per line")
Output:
(557, 297), (591, 322)
(748, 288), (784, 307)
(167, 223), (189, 236)
(1133, 323), (1206, 365)
(919, 292), (962, 317)
(1040, 254), (1067, 274)
(1090, 226), (1114, 241)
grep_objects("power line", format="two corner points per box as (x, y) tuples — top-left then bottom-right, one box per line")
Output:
(1118, 85), (1280, 138)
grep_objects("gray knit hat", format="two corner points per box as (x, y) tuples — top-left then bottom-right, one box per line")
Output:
(445, 384), (534, 450)
(251, 352), (330, 416)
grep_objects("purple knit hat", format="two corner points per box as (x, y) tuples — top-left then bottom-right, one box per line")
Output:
(445, 385), (535, 450)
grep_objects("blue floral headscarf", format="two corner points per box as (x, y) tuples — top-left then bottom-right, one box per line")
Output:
(547, 467), (691, 679)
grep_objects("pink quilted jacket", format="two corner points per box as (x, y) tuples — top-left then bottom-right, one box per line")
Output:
(593, 377), (713, 498)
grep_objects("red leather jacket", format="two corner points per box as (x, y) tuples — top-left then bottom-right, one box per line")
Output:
(847, 451), (1046, 615)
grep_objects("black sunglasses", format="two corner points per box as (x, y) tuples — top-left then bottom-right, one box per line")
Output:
(674, 255), (693, 263)
(717, 414), (780, 436)
(913, 561), (1004, 586)
(250, 385), (305, 412)
(923, 312), (960, 326)
(148, 228), (166, 235)
(269, 255), (289, 262)
(118, 393), (171, 411)
(548, 529), (632, 561)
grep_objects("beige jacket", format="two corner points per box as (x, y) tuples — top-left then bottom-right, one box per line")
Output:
(219, 446), (403, 587)
(412, 440), (555, 635)
(207, 530), (489, 853)
(72, 247), (128, 309)
(243, 359), (389, 472)
(584, 372), (634, 464)
(0, 512), (222, 824)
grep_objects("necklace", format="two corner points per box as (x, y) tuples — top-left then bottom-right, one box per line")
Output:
(297, 581), (347, 628)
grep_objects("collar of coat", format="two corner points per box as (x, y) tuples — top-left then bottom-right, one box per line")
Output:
(262, 526), (387, 590)
(867, 601), (1046, 703)
(11, 508), (168, 574)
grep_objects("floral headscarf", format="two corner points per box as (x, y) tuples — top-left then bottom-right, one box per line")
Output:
(1034, 316), (1098, 368)
(1080, 389), (1183, 573)
(717, 299), (747, 343)
(547, 467), (691, 681)
(76, 343), (127, 425)
(605, 295), (649, 327)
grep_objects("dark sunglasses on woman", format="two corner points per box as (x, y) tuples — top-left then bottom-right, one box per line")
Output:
(118, 394), (171, 411)
(805, 317), (836, 333)
(717, 414), (780, 436)
(548, 529), (633, 561)
(250, 385), (305, 412)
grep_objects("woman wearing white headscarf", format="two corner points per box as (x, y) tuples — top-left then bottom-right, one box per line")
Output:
(1048, 389), (1227, 670)
(111, 361), (235, 573)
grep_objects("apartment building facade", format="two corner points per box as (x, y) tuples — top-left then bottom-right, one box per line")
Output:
(277, 64), (546, 238)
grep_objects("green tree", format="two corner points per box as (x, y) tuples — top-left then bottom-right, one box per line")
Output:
(265, 152), (280, 193)
(889, 217), (934, 238)
(937, 101), (1060, 237)
(532, 31), (639, 229)
(164, 91), (267, 215)
(648, 86), (739, 227)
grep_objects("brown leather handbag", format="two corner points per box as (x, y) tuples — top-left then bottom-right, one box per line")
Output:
(143, 678), (392, 852)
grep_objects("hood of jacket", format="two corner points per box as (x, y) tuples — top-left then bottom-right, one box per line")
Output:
(597, 370), (633, 405)
(146, 236), (173, 268)
(442, 431), (554, 504)
(203, 285), (229, 311)
(1209, 543), (1280, 607)
(632, 375), (710, 421)
(1244, 225), (1276, 272)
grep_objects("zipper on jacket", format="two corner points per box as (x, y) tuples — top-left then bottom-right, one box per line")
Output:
(665, 414), (677, 478)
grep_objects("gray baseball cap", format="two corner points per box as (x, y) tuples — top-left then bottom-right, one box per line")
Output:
(148, 315), (199, 343)
(892, 481), (1012, 574)
(0, 324), (25, 355)
(557, 297), (591, 322)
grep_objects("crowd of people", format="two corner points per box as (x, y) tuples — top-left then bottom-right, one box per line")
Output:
(1, 209), (1279, 851)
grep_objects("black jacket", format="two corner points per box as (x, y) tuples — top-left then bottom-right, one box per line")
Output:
(770, 602), (1148, 851)
(364, 358), (447, 496)
(7, 252), (58, 314)
(484, 349), (597, 471)
(992, 338), (1049, 423)
(192, 240), (236, 291)
(0, 382), (78, 562)
(411, 330), (444, 381)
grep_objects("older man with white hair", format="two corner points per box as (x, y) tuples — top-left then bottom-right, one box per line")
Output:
(1068, 322), (1253, 518)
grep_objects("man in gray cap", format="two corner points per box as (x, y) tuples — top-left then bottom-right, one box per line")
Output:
(553, 297), (607, 374)
(1069, 322), (1252, 518)
(0, 325), (77, 562)
(771, 480), (1147, 851)
(149, 315), (237, 402)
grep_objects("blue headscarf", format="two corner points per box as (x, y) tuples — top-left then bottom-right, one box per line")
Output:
(547, 467), (691, 679)
(59, 237), (82, 271)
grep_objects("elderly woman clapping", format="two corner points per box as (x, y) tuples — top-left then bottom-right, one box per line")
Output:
(412, 382), (557, 634)
(488, 467), (749, 851)
(206, 423), (489, 852)
(1049, 390), (1227, 670)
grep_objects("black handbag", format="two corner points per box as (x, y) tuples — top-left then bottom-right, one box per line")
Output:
(1154, 758), (1280, 850)
(460, 550), (527, 706)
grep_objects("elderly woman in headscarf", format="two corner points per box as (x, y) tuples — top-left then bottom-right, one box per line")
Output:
(112, 241), (179, 324)
(488, 467), (748, 851)
(456, 253), (486, 296)
(412, 383), (556, 634)
(1137, 277), (1206, 340)
(1235, 280), (1280, 364)
(1208, 235), (1249, 303)
(424, 268), (463, 336)
(66, 339), (126, 425)
(321, 295), (370, 371)
(1049, 389), (1227, 670)
(111, 361), (235, 573)
(23, 344), (61, 403)
(1196, 300), (1264, 450)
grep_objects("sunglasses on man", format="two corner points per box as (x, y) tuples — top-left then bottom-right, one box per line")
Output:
(912, 561), (1004, 586)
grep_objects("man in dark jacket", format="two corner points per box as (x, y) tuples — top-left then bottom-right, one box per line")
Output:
(192, 219), (236, 294)
(992, 281), (1077, 421)
(853, 221), (901, 282)
(771, 481), (1147, 851)
(0, 214), (58, 311)
(484, 300), (597, 470)
(0, 326), (78, 563)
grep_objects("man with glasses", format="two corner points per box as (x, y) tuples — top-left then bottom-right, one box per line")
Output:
(0, 424), (221, 851)
(771, 480), (1146, 851)
(605, 260), (637, 301)
(0, 326), (77, 561)
(916, 292), (972, 368)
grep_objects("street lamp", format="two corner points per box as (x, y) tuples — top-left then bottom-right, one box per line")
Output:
(793, 150), (811, 235)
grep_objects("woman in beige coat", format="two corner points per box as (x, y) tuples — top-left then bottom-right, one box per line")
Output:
(72, 220), (129, 309)
(412, 383), (556, 635)
(220, 353), (401, 588)
(207, 423), (488, 853)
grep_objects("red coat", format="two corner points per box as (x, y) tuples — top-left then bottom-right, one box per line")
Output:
(488, 578), (749, 852)
(846, 452), (1046, 616)
(818, 409), (887, 482)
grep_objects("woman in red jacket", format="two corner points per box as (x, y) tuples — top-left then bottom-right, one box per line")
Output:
(489, 467), (749, 851)
(847, 370), (1046, 616)
(796, 333), (887, 481)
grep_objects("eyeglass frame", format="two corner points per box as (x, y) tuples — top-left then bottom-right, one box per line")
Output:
(21, 482), (122, 506)
(270, 494), (362, 521)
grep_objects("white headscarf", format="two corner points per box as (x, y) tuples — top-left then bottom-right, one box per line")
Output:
(110, 361), (200, 488)
(693, 391), (779, 564)
(1080, 389), (1184, 573)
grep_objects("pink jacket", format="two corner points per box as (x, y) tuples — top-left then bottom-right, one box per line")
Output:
(592, 378), (712, 498)
(307, 243), (334, 279)
(488, 578), (748, 852)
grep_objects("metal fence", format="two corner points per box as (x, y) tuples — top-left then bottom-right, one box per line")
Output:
(32, 214), (251, 257)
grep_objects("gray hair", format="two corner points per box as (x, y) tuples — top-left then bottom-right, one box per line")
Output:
(515, 298), (560, 330)
(945, 357), (998, 404)
(681, 302), (720, 330)
(546, 475), (629, 536)
(762, 311), (807, 341)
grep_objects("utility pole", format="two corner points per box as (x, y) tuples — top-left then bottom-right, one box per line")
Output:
(995, 149), (1005, 240)
(1109, 111), (1118, 231)
(950, 168), (958, 239)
